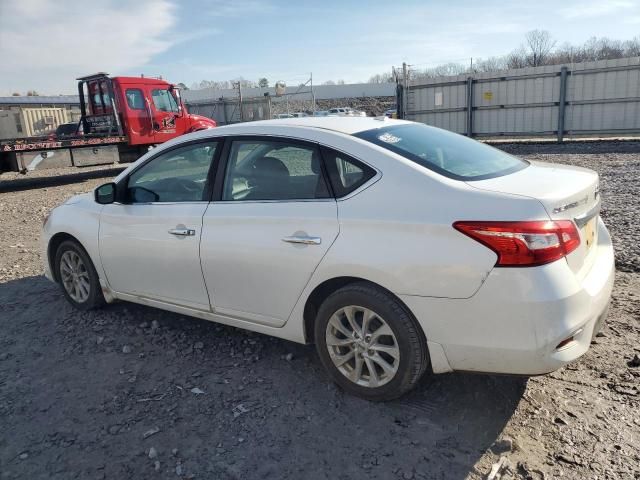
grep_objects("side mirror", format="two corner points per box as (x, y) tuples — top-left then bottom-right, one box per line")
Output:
(95, 182), (116, 204)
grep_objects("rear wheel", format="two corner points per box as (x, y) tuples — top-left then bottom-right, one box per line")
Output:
(314, 283), (429, 401)
(55, 240), (105, 311)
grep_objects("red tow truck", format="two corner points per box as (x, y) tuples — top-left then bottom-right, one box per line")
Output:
(0, 73), (216, 174)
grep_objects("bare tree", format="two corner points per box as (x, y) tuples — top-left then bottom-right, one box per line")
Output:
(506, 47), (529, 69)
(322, 80), (336, 85)
(411, 63), (468, 81)
(368, 72), (393, 83)
(623, 37), (640, 56)
(473, 56), (508, 73)
(524, 30), (556, 66)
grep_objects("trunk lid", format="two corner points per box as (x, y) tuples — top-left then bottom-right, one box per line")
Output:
(467, 161), (601, 275)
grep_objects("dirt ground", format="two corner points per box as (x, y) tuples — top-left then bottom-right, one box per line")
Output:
(0, 142), (638, 480)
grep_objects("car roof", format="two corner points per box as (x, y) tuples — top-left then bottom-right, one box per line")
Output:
(215, 117), (412, 135)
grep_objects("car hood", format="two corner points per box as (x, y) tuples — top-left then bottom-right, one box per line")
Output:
(63, 192), (92, 206)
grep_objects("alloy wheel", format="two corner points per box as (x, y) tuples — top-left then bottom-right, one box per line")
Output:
(60, 250), (91, 303)
(325, 305), (400, 388)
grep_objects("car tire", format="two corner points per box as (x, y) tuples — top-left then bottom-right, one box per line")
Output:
(54, 240), (105, 311)
(314, 282), (429, 401)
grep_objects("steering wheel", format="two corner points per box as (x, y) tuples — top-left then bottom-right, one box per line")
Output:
(150, 177), (201, 199)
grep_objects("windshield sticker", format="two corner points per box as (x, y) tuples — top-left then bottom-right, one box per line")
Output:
(378, 132), (402, 144)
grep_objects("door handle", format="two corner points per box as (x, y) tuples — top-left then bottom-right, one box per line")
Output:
(169, 228), (196, 236)
(282, 235), (321, 245)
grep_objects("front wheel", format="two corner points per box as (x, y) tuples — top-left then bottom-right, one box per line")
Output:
(314, 283), (429, 401)
(55, 240), (105, 311)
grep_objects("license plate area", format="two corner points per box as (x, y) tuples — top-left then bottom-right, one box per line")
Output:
(582, 217), (597, 250)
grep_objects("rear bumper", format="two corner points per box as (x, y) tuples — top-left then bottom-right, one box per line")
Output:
(401, 217), (615, 375)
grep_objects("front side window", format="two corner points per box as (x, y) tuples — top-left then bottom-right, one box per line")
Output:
(127, 142), (218, 203)
(223, 140), (330, 201)
(151, 89), (179, 113)
(354, 123), (528, 180)
(126, 89), (144, 110)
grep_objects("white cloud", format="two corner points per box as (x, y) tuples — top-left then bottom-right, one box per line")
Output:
(560, 0), (637, 18)
(0, 0), (178, 94)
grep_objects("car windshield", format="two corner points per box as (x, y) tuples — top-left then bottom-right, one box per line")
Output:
(354, 123), (528, 180)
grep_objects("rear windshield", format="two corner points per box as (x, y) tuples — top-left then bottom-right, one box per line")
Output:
(354, 123), (528, 180)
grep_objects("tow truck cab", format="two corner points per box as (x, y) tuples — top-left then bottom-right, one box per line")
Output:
(78, 73), (216, 146)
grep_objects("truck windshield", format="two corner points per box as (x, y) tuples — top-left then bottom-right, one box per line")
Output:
(354, 123), (528, 180)
(152, 89), (179, 113)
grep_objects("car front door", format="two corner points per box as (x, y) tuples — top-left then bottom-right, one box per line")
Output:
(99, 140), (219, 310)
(200, 138), (339, 327)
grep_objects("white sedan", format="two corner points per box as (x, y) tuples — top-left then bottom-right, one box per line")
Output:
(42, 117), (615, 401)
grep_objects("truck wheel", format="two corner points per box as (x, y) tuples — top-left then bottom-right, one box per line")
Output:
(314, 282), (430, 401)
(55, 240), (105, 311)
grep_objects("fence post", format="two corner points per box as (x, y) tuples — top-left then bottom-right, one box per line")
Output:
(466, 76), (474, 137)
(396, 83), (404, 119)
(402, 62), (408, 119)
(557, 66), (568, 143)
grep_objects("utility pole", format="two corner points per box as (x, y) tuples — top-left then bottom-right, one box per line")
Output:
(234, 81), (243, 122)
(402, 62), (408, 119)
(310, 72), (316, 113)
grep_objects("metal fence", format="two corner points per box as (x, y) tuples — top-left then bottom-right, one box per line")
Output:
(184, 96), (272, 126)
(182, 82), (395, 103)
(401, 57), (640, 141)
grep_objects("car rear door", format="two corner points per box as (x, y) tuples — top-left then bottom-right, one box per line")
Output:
(99, 140), (220, 310)
(200, 137), (339, 327)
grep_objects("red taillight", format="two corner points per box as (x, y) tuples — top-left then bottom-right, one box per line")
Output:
(453, 220), (580, 267)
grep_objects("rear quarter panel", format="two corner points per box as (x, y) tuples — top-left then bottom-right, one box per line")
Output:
(296, 137), (552, 300)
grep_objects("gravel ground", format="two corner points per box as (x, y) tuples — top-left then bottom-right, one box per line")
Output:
(0, 142), (638, 480)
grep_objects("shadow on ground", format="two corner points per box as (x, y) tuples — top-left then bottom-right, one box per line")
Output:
(0, 276), (526, 480)
(0, 167), (125, 194)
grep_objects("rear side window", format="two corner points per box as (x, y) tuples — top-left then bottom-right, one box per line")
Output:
(354, 123), (528, 180)
(322, 147), (376, 198)
(126, 89), (144, 110)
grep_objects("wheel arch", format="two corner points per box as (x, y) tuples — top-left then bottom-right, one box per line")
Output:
(48, 232), (84, 282)
(302, 276), (422, 345)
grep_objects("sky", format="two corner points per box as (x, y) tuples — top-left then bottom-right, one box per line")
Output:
(0, 0), (639, 95)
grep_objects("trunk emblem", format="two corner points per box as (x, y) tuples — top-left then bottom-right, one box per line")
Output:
(553, 195), (589, 214)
